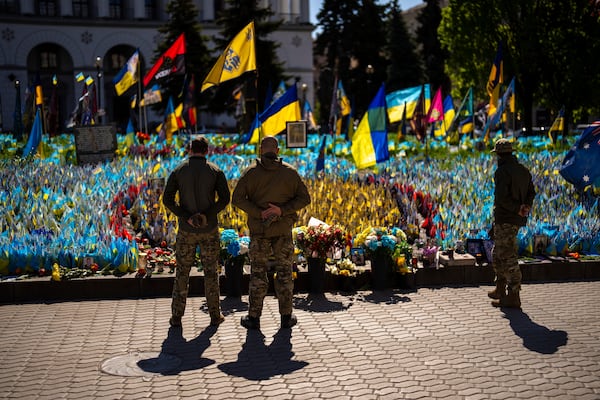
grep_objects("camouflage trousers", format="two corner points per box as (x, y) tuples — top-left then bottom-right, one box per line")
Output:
(247, 234), (295, 318)
(492, 223), (522, 292)
(171, 228), (221, 319)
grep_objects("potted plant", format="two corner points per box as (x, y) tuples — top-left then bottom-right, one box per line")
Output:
(220, 229), (250, 298)
(293, 224), (349, 293)
(353, 226), (409, 290)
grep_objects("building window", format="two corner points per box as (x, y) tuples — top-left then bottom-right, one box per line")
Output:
(72, 0), (89, 17)
(109, 0), (122, 18)
(145, 0), (157, 19)
(110, 53), (127, 71)
(38, 0), (57, 16)
(40, 51), (58, 69)
(0, 0), (18, 14)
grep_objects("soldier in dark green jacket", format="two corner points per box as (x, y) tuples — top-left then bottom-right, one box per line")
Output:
(163, 137), (230, 328)
(489, 138), (536, 309)
(232, 136), (311, 330)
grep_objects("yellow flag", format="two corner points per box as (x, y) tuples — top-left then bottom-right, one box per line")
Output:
(201, 21), (256, 92)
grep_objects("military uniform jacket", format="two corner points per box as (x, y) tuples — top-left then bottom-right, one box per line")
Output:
(163, 155), (230, 233)
(232, 156), (311, 237)
(493, 155), (536, 227)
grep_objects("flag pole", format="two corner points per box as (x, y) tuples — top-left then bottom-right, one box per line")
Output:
(137, 61), (143, 137)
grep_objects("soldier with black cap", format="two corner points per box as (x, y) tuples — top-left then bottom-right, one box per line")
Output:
(489, 138), (536, 309)
(232, 136), (311, 330)
(163, 136), (230, 328)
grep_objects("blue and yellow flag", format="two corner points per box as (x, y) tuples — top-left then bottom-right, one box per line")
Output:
(548, 106), (564, 144)
(202, 21), (256, 92)
(458, 116), (474, 134)
(316, 135), (327, 172)
(487, 42), (503, 117)
(434, 95), (455, 138)
(304, 100), (317, 130)
(386, 84), (430, 124)
(113, 49), (139, 96)
(23, 109), (44, 158)
(242, 84), (301, 144)
(337, 80), (351, 117)
(157, 97), (182, 142)
(351, 84), (389, 169)
(34, 73), (43, 108)
(484, 76), (514, 142)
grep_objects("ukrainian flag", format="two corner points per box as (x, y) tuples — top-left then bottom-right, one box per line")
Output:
(434, 95), (455, 138)
(351, 84), (389, 169)
(487, 42), (503, 117)
(458, 116), (474, 134)
(113, 49), (139, 96)
(23, 109), (44, 158)
(242, 84), (301, 144)
(386, 84), (430, 124)
(157, 97), (183, 142)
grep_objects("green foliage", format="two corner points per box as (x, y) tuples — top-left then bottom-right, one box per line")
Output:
(315, 0), (360, 128)
(439, 0), (600, 134)
(385, 0), (423, 92)
(416, 0), (450, 92)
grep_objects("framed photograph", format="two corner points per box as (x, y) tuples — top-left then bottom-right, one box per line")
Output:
(350, 248), (366, 266)
(534, 234), (548, 255)
(286, 121), (307, 148)
(466, 239), (488, 263)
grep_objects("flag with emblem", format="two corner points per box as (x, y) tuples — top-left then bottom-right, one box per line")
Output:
(201, 21), (256, 92)
(143, 33), (186, 88)
(560, 120), (600, 190)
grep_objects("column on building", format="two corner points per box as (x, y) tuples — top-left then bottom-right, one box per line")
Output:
(133, 0), (145, 19)
(279, 0), (290, 22)
(60, 0), (73, 16)
(20, 0), (35, 14)
(98, 1), (109, 18)
(291, 0), (300, 23)
(299, 0), (309, 23)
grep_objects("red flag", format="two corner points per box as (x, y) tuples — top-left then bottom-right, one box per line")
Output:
(427, 87), (444, 123)
(143, 33), (186, 87)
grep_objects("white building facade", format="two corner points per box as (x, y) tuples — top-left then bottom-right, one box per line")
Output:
(0, 0), (313, 133)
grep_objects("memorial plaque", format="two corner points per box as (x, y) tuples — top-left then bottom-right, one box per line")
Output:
(74, 125), (117, 164)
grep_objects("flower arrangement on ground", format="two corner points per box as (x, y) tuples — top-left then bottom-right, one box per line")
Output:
(330, 258), (357, 277)
(353, 226), (407, 259)
(293, 223), (350, 259)
(393, 240), (413, 274)
(421, 239), (439, 267)
(220, 229), (250, 265)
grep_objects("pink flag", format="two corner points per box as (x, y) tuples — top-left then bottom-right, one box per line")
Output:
(427, 87), (444, 123)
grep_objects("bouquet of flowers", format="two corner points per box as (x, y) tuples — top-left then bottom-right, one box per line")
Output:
(393, 240), (413, 274)
(421, 239), (439, 267)
(220, 229), (250, 264)
(330, 258), (357, 277)
(293, 223), (349, 259)
(353, 226), (407, 259)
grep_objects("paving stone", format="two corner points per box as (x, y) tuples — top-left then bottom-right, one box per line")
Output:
(0, 282), (599, 399)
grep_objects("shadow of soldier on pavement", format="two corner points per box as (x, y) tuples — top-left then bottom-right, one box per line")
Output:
(502, 309), (568, 354)
(218, 329), (308, 380)
(138, 325), (216, 375)
(293, 293), (352, 312)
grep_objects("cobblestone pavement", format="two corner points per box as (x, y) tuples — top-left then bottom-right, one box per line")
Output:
(1, 281), (599, 399)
